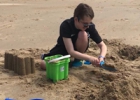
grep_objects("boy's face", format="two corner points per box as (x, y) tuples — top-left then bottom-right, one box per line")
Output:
(75, 16), (93, 31)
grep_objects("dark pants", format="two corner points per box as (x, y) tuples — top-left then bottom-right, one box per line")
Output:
(42, 44), (68, 60)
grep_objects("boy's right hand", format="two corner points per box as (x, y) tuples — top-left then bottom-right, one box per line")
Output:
(89, 57), (100, 66)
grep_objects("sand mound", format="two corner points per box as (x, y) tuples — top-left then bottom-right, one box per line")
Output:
(0, 39), (140, 100)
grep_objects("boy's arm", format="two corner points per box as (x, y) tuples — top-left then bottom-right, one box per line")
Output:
(62, 37), (92, 61)
(97, 41), (107, 61)
(89, 24), (107, 62)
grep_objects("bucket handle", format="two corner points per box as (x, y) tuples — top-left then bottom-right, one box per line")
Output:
(48, 55), (70, 63)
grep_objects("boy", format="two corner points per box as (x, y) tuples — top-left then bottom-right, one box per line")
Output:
(40, 3), (107, 70)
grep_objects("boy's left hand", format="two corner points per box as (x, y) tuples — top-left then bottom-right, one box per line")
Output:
(99, 57), (104, 63)
(98, 56), (105, 65)
(96, 57), (104, 67)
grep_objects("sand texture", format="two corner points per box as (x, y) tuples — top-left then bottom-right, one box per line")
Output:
(0, 0), (140, 100)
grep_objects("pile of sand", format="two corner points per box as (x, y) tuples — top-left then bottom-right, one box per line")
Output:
(0, 39), (140, 100)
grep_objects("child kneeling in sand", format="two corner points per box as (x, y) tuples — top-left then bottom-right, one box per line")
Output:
(40, 3), (107, 70)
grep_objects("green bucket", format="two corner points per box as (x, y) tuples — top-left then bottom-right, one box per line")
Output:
(44, 55), (70, 83)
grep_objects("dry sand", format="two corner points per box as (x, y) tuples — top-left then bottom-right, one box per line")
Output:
(0, 0), (140, 100)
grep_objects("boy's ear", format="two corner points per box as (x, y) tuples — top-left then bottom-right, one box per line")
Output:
(74, 17), (79, 22)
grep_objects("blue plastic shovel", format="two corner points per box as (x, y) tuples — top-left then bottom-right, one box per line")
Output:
(99, 61), (117, 71)
(84, 60), (117, 72)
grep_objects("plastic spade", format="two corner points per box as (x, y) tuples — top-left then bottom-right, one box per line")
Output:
(84, 60), (117, 72)
(100, 61), (117, 72)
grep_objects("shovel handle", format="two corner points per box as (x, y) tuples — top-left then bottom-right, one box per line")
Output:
(100, 61), (105, 66)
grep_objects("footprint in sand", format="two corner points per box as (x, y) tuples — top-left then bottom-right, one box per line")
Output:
(0, 23), (12, 31)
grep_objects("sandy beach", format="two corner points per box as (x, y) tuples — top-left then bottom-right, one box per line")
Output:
(0, 0), (140, 100)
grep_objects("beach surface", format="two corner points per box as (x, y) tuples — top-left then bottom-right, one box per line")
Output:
(0, 0), (140, 100)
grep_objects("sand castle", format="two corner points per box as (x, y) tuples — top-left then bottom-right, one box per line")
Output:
(4, 51), (35, 75)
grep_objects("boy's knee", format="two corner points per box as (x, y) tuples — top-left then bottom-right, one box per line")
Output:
(76, 31), (88, 52)
(78, 31), (88, 40)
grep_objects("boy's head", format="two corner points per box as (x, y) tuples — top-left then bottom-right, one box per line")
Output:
(74, 3), (94, 20)
(74, 3), (94, 31)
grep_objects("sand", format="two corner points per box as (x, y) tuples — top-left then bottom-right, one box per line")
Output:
(0, 0), (140, 100)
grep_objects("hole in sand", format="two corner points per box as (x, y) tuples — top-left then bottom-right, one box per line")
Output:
(118, 45), (140, 60)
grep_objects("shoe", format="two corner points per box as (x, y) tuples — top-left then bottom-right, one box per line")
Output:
(84, 60), (91, 65)
(71, 59), (82, 67)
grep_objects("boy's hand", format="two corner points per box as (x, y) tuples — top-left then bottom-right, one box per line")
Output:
(99, 57), (104, 63)
(89, 57), (100, 66)
(98, 55), (105, 64)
